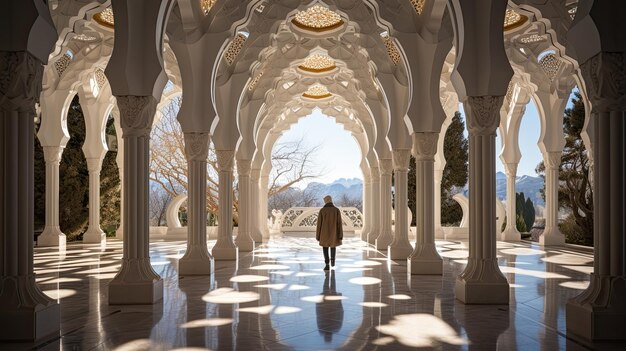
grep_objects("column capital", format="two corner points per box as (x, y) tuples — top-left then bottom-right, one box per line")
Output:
(412, 132), (439, 160)
(503, 162), (518, 177)
(216, 149), (235, 171)
(392, 149), (411, 171)
(464, 96), (504, 135)
(86, 158), (103, 173)
(183, 132), (209, 161)
(42, 146), (64, 165)
(581, 52), (626, 113)
(379, 159), (393, 175)
(0, 51), (44, 113)
(370, 166), (380, 182)
(544, 151), (562, 169)
(250, 168), (261, 180)
(237, 159), (252, 176)
(115, 95), (158, 138)
(363, 171), (372, 183)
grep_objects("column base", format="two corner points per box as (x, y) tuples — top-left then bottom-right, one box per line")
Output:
(566, 275), (626, 342)
(375, 234), (392, 250)
(388, 244), (413, 260)
(455, 261), (509, 304)
(179, 252), (214, 276)
(83, 228), (106, 244)
(0, 276), (60, 342)
(37, 227), (66, 248)
(235, 239), (255, 252)
(539, 227), (565, 246)
(366, 233), (378, 245)
(212, 246), (238, 261)
(500, 227), (521, 242)
(408, 244), (443, 275)
(108, 258), (163, 304)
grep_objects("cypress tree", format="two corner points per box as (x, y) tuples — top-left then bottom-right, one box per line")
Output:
(523, 197), (535, 231)
(440, 112), (469, 225)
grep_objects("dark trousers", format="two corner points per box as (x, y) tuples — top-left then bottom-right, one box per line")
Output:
(322, 247), (336, 263)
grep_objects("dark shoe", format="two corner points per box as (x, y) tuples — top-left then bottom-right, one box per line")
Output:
(331, 259), (335, 267)
(323, 265), (330, 271)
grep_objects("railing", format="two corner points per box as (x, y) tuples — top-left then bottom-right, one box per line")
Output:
(278, 207), (363, 232)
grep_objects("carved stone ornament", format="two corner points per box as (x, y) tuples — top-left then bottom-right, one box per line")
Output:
(184, 132), (210, 161)
(581, 52), (626, 113)
(465, 96), (504, 135)
(412, 133), (439, 160)
(251, 168), (261, 180)
(393, 149), (411, 171)
(379, 159), (394, 175)
(216, 149), (235, 171)
(116, 95), (158, 137)
(0, 51), (44, 113)
(370, 167), (381, 182)
(237, 159), (252, 176)
(544, 151), (562, 169)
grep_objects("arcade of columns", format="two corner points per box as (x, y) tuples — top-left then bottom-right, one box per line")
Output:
(0, 0), (624, 345)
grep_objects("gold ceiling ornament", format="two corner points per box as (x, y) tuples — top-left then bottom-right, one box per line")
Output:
(74, 33), (98, 42)
(382, 36), (401, 65)
(303, 84), (332, 99)
(201, 0), (217, 15)
(248, 71), (264, 91)
(93, 7), (114, 29)
(504, 9), (528, 31)
(410, 0), (425, 15)
(54, 53), (72, 77)
(95, 69), (108, 89)
(539, 53), (562, 80)
(519, 34), (546, 44)
(224, 33), (247, 65)
(298, 54), (336, 73)
(292, 5), (344, 32)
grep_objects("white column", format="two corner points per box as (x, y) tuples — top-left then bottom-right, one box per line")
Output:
(37, 146), (66, 248)
(408, 133), (443, 274)
(375, 160), (394, 250)
(539, 151), (565, 246)
(0, 51), (60, 341)
(367, 167), (380, 245)
(501, 162), (521, 241)
(567, 53), (626, 341)
(179, 132), (213, 275)
(108, 96), (163, 304)
(433, 167), (445, 239)
(83, 158), (106, 243)
(235, 159), (255, 252)
(360, 172), (372, 241)
(455, 96), (509, 304)
(249, 169), (262, 242)
(260, 174), (270, 241)
(213, 150), (238, 260)
(389, 150), (413, 259)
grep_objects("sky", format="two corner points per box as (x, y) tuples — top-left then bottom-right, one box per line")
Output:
(275, 91), (578, 188)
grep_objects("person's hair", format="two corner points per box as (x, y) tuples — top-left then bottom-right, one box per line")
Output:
(323, 195), (332, 203)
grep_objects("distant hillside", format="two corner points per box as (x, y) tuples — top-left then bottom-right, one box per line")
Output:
(465, 172), (544, 206)
(305, 178), (363, 204)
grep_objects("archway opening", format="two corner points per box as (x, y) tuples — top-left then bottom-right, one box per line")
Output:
(267, 109), (364, 236)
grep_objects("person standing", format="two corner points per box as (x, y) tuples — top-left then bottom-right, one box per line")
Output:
(316, 195), (343, 270)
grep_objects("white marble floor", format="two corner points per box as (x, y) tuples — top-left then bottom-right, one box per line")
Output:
(5, 235), (621, 350)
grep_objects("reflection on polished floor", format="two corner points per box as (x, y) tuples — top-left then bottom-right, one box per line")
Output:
(11, 236), (604, 350)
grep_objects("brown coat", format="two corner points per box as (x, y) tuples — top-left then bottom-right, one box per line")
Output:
(316, 203), (343, 247)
